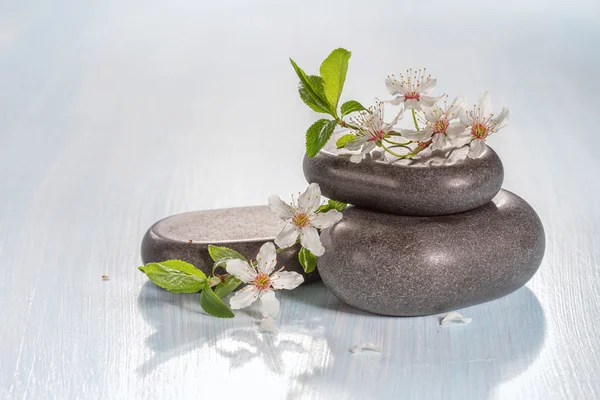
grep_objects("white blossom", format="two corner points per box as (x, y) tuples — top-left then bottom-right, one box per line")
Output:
(226, 242), (304, 317)
(400, 96), (467, 151)
(344, 102), (404, 163)
(269, 183), (342, 256)
(384, 69), (443, 111)
(455, 91), (509, 158)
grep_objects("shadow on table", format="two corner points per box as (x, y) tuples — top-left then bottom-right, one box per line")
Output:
(136, 280), (545, 399)
(287, 282), (547, 399)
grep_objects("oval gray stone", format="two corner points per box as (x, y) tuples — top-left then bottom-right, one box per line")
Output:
(303, 136), (504, 216)
(141, 206), (319, 284)
(317, 190), (545, 316)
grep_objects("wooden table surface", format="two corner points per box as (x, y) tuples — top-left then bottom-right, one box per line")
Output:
(1, 1), (599, 399)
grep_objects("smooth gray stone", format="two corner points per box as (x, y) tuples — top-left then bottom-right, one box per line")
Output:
(303, 135), (504, 216)
(141, 206), (319, 283)
(317, 189), (545, 316)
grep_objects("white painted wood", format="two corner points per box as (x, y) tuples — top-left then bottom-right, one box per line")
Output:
(1, 1), (599, 399)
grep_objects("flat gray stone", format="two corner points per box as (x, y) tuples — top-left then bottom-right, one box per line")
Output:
(303, 133), (504, 216)
(317, 189), (545, 316)
(141, 206), (319, 283)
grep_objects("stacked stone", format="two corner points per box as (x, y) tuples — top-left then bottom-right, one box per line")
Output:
(303, 140), (545, 316)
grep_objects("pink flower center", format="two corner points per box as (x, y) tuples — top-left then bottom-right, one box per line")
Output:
(432, 119), (449, 134)
(292, 213), (310, 228)
(471, 124), (488, 139)
(254, 273), (271, 291)
(405, 92), (420, 101)
(368, 130), (386, 142)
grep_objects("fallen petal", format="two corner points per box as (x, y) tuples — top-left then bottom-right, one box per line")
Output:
(440, 311), (472, 325)
(349, 343), (383, 354)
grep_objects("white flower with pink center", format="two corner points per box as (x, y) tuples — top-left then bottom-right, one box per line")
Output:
(269, 183), (342, 256)
(384, 69), (443, 111)
(226, 242), (304, 317)
(455, 91), (509, 158)
(400, 96), (467, 151)
(344, 102), (404, 163)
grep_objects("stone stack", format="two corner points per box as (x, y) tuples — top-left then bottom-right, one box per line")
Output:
(303, 137), (545, 316)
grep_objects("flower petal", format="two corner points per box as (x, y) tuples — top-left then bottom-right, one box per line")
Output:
(344, 136), (368, 151)
(310, 209), (342, 229)
(256, 242), (277, 274)
(274, 222), (299, 249)
(440, 311), (472, 325)
(271, 271), (304, 290)
(445, 123), (467, 138)
(431, 133), (447, 151)
(478, 91), (492, 116)
(447, 96), (466, 119)
(400, 128), (432, 142)
(468, 139), (486, 158)
(385, 77), (405, 95)
(226, 259), (256, 283)
(452, 134), (472, 148)
(260, 290), (280, 318)
(382, 106), (405, 131)
(268, 195), (293, 220)
(229, 285), (259, 309)
(349, 142), (376, 163)
(300, 226), (325, 256)
(492, 107), (509, 131)
(404, 98), (421, 110)
(298, 183), (321, 214)
(418, 78), (436, 94)
(382, 96), (405, 106)
(419, 95), (443, 108)
(422, 105), (442, 123)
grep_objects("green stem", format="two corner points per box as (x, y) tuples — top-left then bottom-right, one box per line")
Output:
(381, 143), (413, 159)
(337, 119), (360, 131)
(383, 137), (412, 147)
(412, 109), (420, 131)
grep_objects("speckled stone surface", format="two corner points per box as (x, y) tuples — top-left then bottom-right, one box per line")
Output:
(303, 133), (504, 216)
(317, 189), (545, 316)
(141, 206), (319, 283)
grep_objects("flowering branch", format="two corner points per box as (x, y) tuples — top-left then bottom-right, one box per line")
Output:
(291, 48), (510, 162)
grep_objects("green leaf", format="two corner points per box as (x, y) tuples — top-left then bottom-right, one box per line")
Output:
(340, 100), (366, 117)
(298, 247), (317, 273)
(208, 245), (247, 262)
(336, 133), (357, 149)
(319, 48), (351, 111)
(317, 199), (348, 213)
(200, 283), (235, 318)
(306, 119), (337, 158)
(290, 58), (334, 116)
(299, 75), (331, 114)
(327, 199), (348, 212)
(139, 260), (206, 293)
(214, 275), (242, 298)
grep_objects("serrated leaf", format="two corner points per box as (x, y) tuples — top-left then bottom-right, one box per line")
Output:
(290, 58), (335, 116)
(200, 283), (235, 318)
(139, 260), (206, 293)
(208, 245), (247, 262)
(214, 275), (242, 298)
(298, 247), (317, 273)
(299, 75), (330, 114)
(327, 199), (348, 211)
(306, 119), (337, 158)
(336, 133), (357, 149)
(340, 100), (366, 117)
(319, 48), (351, 111)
